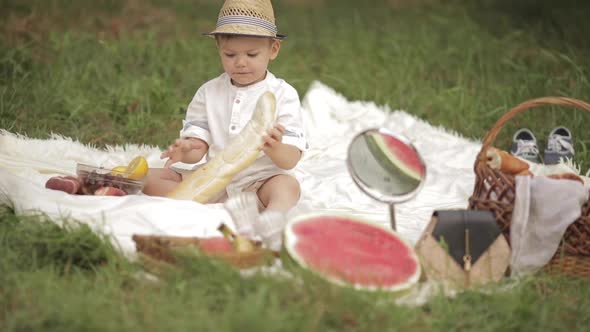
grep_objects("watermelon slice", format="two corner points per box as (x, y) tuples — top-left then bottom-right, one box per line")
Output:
(197, 236), (234, 254)
(364, 133), (425, 181)
(284, 213), (421, 292)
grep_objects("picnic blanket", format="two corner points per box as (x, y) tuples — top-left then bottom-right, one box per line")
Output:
(0, 81), (482, 258)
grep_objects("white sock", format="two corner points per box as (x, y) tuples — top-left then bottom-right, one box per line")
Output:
(223, 192), (260, 238)
(253, 210), (287, 251)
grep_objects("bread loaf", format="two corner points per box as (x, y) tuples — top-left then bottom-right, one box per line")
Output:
(486, 147), (530, 175)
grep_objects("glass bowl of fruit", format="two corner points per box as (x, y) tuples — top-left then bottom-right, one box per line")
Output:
(76, 157), (148, 195)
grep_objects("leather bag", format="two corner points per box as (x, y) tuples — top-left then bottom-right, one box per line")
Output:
(414, 210), (511, 288)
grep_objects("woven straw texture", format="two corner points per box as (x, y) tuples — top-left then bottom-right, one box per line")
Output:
(415, 216), (511, 288)
(208, 0), (281, 38)
(219, 0), (275, 23)
(468, 97), (590, 277)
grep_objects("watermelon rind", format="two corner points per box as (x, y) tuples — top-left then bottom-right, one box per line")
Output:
(364, 133), (424, 182)
(283, 212), (421, 293)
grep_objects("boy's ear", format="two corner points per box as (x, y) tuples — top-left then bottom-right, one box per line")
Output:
(269, 40), (281, 60)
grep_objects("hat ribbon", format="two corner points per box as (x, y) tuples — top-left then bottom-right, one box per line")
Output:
(216, 15), (278, 34)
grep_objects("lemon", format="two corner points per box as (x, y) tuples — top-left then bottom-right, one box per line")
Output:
(111, 165), (128, 177)
(126, 156), (149, 180)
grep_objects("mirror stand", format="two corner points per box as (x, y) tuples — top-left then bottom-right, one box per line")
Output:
(389, 203), (396, 231)
(346, 128), (426, 232)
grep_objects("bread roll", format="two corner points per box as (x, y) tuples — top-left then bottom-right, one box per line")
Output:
(516, 169), (533, 177)
(547, 173), (584, 185)
(486, 147), (530, 175)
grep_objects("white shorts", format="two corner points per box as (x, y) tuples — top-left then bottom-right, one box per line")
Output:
(171, 166), (276, 211)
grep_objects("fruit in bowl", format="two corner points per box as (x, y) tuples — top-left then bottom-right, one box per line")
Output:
(76, 157), (148, 195)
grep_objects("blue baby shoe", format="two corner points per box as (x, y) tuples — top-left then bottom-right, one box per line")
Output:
(510, 128), (541, 163)
(544, 126), (574, 165)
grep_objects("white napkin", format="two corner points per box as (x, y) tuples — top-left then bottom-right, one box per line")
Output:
(510, 175), (589, 276)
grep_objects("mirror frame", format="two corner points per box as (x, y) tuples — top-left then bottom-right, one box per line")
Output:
(346, 127), (427, 204)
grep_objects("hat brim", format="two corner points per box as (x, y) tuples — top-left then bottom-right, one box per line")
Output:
(202, 32), (287, 40)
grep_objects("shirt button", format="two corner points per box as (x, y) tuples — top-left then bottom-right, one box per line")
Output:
(230, 125), (236, 130)
(235, 99), (241, 104)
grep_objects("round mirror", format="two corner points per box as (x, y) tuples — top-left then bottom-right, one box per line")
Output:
(347, 128), (427, 230)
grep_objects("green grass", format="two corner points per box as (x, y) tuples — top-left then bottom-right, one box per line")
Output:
(2, 0), (590, 330)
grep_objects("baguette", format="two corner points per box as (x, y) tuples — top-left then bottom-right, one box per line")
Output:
(167, 91), (277, 203)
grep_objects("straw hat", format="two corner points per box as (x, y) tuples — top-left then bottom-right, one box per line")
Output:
(204, 0), (286, 40)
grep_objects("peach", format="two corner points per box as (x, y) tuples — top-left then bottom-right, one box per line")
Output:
(94, 186), (127, 196)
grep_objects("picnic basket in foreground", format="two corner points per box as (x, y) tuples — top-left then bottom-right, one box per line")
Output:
(468, 97), (590, 278)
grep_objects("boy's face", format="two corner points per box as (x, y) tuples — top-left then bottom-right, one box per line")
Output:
(217, 36), (280, 87)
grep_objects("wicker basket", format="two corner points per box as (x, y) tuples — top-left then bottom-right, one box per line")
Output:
(132, 234), (276, 270)
(468, 97), (590, 277)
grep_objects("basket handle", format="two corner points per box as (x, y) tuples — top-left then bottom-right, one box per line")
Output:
(477, 96), (590, 164)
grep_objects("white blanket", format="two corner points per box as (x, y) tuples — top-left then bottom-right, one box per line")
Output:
(0, 81), (482, 257)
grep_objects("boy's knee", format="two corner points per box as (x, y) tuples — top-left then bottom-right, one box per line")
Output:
(257, 174), (301, 208)
(142, 168), (182, 196)
(276, 177), (301, 211)
(279, 175), (301, 198)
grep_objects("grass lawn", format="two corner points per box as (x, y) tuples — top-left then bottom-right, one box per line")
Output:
(2, 0), (590, 330)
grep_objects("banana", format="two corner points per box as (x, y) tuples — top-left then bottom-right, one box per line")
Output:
(217, 223), (257, 253)
(167, 91), (277, 203)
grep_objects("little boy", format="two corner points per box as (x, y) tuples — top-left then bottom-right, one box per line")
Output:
(143, 0), (307, 214)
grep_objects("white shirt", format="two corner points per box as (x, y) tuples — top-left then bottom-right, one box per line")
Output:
(179, 71), (308, 197)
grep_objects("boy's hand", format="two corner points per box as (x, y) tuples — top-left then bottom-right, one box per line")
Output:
(161, 138), (206, 168)
(260, 123), (302, 169)
(261, 124), (285, 153)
